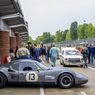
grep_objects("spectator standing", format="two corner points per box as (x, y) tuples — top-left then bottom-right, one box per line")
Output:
(81, 45), (89, 68)
(90, 44), (95, 64)
(49, 44), (53, 60)
(33, 44), (42, 62)
(27, 42), (34, 56)
(40, 44), (43, 57)
(10, 48), (14, 61)
(4, 53), (15, 64)
(49, 43), (59, 67)
(42, 46), (46, 61)
(46, 46), (50, 63)
(87, 44), (91, 64)
(16, 42), (30, 58)
(15, 46), (18, 58)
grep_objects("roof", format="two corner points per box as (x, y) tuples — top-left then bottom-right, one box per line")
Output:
(0, 0), (23, 16)
(61, 47), (77, 51)
(0, 0), (29, 43)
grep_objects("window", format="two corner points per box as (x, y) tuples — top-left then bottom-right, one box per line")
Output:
(65, 50), (80, 55)
(19, 61), (38, 71)
(9, 62), (19, 71)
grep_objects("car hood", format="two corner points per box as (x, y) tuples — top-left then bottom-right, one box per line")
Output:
(51, 67), (69, 70)
(64, 55), (83, 59)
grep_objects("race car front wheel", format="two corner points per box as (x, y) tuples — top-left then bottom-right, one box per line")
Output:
(58, 73), (74, 89)
(0, 73), (7, 88)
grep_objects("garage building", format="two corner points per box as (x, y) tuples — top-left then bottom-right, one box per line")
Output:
(0, 0), (29, 64)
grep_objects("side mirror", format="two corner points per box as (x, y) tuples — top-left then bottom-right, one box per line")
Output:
(37, 67), (40, 72)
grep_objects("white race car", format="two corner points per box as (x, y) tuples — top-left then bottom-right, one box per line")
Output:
(60, 47), (83, 67)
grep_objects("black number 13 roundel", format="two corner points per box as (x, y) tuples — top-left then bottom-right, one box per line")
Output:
(26, 72), (38, 82)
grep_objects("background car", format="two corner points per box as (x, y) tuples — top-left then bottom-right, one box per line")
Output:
(60, 48), (83, 67)
(0, 59), (88, 89)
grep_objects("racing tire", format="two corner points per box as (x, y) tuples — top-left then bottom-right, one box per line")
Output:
(58, 74), (74, 89)
(0, 73), (7, 88)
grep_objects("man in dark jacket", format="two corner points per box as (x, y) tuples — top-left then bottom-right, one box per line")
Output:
(27, 42), (34, 56)
(87, 44), (91, 64)
(33, 44), (41, 62)
(90, 44), (95, 64)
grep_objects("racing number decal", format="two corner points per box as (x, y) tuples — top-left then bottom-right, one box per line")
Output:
(29, 73), (35, 80)
(26, 72), (38, 82)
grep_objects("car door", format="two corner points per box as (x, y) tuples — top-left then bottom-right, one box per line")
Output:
(19, 61), (44, 83)
(8, 62), (19, 82)
(60, 50), (64, 62)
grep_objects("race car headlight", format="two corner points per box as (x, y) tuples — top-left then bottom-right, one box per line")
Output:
(75, 72), (83, 78)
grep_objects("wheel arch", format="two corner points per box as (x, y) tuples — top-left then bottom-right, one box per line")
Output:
(0, 72), (8, 82)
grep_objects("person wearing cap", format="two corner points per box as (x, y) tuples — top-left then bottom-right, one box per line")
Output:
(27, 42), (34, 56)
(49, 43), (59, 67)
(16, 42), (30, 58)
(4, 53), (15, 64)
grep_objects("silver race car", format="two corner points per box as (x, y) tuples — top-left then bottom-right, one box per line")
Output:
(0, 59), (88, 88)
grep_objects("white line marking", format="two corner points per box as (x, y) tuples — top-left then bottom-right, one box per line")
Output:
(40, 87), (45, 95)
(80, 91), (87, 95)
(88, 66), (95, 71)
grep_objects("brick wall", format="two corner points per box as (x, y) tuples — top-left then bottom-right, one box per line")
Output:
(10, 36), (16, 53)
(15, 33), (22, 48)
(0, 31), (10, 64)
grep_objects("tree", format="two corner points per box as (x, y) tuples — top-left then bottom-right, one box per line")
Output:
(28, 36), (33, 43)
(86, 23), (93, 38)
(66, 31), (71, 41)
(92, 25), (95, 37)
(43, 32), (51, 43)
(54, 30), (62, 42)
(62, 29), (69, 41)
(70, 21), (78, 40)
(34, 32), (55, 44)
(50, 35), (55, 43)
(77, 24), (88, 39)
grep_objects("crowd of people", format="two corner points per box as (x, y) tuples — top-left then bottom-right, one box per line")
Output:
(81, 44), (95, 68)
(3, 42), (59, 67)
(3, 41), (95, 68)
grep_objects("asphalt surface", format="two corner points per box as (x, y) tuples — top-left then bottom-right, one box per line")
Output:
(0, 60), (95, 95)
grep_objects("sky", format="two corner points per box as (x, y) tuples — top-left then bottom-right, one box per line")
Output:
(19, 0), (95, 40)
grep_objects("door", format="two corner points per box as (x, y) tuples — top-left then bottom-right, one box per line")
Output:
(19, 61), (44, 83)
(60, 50), (64, 63)
(8, 62), (19, 82)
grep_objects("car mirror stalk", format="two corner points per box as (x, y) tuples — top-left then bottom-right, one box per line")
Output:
(37, 67), (40, 72)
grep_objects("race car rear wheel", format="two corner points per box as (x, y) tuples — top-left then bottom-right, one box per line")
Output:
(0, 73), (7, 88)
(58, 74), (74, 89)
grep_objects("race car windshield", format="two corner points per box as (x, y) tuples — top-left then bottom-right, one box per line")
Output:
(65, 50), (80, 55)
(35, 62), (50, 70)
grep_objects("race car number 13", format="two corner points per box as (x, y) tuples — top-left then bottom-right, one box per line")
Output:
(29, 73), (35, 80)
(26, 72), (38, 82)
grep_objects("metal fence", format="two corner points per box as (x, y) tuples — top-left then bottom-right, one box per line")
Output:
(46, 38), (95, 46)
